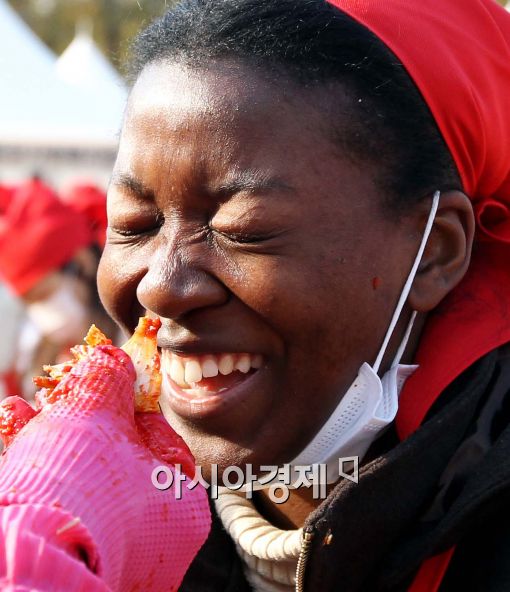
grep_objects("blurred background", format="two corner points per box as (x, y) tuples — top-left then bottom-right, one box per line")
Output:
(2, 0), (171, 188)
(0, 0), (509, 401)
(0, 0), (172, 400)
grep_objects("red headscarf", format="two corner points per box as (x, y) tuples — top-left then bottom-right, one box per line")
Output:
(327, 0), (510, 438)
(0, 179), (92, 296)
(62, 183), (108, 248)
(0, 184), (16, 215)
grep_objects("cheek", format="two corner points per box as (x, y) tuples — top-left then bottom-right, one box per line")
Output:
(97, 244), (145, 331)
(224, 250), (360, 387)
(233, 237), (399, 385)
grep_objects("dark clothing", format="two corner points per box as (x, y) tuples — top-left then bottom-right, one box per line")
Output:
(180, 346), (510, 591)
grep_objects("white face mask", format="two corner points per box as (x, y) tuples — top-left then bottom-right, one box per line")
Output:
(26, 280), (89, 345)
(288, 190), (441, 483)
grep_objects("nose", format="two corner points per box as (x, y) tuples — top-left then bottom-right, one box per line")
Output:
(137, 240), (229, 321)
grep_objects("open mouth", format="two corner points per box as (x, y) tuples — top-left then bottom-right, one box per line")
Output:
(160, 350), (263, 395)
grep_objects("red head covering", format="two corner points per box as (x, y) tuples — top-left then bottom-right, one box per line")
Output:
(327, 0), (510, 437)
(0, 184), (16, 215)
(62, 183), (108, 247)
(0, 179), (92, 296)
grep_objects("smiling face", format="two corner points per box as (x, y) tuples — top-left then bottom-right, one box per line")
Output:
(98, 60), (422, 473)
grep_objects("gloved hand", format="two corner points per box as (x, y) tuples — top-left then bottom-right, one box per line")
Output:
(0, 344), (210, 592)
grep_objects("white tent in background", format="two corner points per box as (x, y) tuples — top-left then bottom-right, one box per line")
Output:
(0, 0), (125, 149)
(0, 0), (56, 77)
(56, 28), (127, 116)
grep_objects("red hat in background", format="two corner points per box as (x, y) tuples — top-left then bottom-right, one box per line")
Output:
(0, 184), (16, 215)
(327, 0), (510, 437)
(0, 178), (92, 296)
(62, 183), (107, 247)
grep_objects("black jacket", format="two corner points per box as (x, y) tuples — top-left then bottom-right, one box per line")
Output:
(180, 346), (510, 591)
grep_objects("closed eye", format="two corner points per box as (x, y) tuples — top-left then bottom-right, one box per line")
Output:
(108, 212), (165, 240)
(212, 228), (285, 246)
(109, 227), (150, 238)
(216, 231), (264, 244)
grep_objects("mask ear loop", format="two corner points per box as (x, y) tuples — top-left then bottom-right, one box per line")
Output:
(373, 190), (441, 374)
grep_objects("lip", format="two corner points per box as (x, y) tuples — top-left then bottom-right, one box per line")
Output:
(157, 335), (257, 356)
(161, 364), (264, 420)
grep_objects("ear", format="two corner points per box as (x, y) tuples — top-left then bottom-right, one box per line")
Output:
(408, 190), (475, 312)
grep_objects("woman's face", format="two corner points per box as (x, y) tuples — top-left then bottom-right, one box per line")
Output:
(98, 61), (422, 473)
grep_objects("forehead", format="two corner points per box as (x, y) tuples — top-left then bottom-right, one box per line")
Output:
(114, 60), (377, 211)
(127, 59), (268, 125)
(121, 60), (346, 168)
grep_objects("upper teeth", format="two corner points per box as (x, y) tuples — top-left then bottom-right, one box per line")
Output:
(162, 352), (262, 388)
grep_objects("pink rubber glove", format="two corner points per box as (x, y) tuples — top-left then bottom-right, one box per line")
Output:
(0, 345), (210, 591)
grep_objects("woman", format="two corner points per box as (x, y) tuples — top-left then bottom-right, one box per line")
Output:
(0, 177), (116, 399)
(0, 0), (509, 590)
(62, 182), (109, 248)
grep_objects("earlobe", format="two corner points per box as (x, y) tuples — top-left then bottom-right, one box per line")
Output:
(408, 191), (475, 313)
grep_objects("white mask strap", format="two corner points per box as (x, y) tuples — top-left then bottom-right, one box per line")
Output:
(391, 309), (417, 368)
(373, 190), (440, 374)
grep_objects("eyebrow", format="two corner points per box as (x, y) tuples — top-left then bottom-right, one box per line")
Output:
(109, 170), (295, 201)
(109, 172), (155, 201)
(215, 171), (295, 198)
